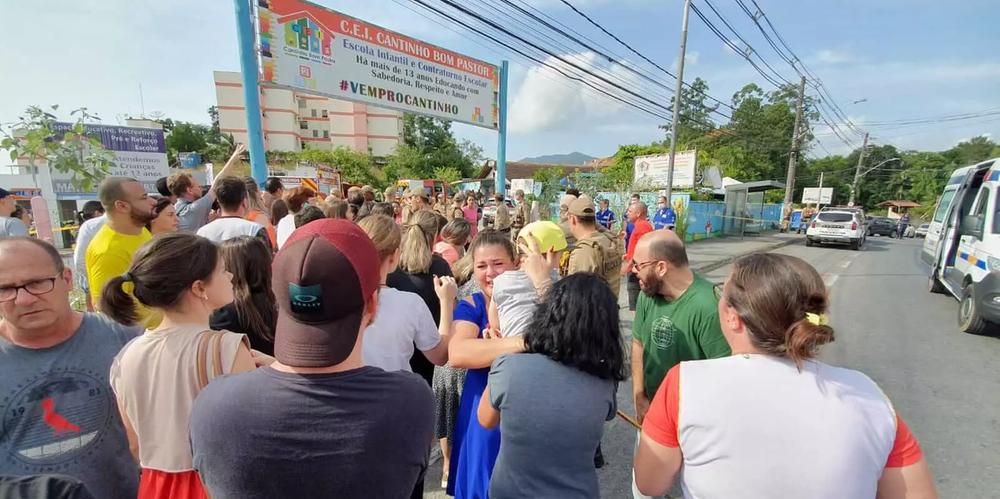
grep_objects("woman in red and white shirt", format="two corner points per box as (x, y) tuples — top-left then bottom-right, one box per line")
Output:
(634, 253), (938, 499)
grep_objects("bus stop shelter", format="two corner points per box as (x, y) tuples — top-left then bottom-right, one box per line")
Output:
(723, 180), (786, 236)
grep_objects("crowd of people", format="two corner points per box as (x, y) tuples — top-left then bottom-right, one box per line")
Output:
(0, 161), (939, 499)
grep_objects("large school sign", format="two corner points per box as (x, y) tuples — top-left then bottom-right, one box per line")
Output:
(256, 0), (499, 129)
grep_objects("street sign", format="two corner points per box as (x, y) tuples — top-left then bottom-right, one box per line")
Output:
(802, 187), (833, 204)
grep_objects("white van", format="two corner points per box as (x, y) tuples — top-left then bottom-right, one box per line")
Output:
(923, 157), (1000, 334)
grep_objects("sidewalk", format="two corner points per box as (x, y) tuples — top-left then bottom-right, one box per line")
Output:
(687, 231), (802, 273)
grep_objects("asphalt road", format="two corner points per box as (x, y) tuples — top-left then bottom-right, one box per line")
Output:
(425, 236), (1000, 498)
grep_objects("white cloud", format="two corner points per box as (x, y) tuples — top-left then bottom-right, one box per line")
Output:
(508, 51), (663, 133)
(813, 49), (857, 65)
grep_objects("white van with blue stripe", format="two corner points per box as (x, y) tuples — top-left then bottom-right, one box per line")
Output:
(923, 157), (1000, 334)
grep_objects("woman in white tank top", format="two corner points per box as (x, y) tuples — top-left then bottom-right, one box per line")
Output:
(102, 233), (256, 499)
(634, 253), (938, 499)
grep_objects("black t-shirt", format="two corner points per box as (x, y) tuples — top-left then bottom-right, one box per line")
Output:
(209, 303), (275, 356)
(190, 366), (434, 499)
(386, 255), (453, 384)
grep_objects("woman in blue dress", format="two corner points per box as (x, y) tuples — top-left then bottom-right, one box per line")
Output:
(446, 231), (525, 498)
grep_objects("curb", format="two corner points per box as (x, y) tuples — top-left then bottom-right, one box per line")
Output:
(693, 237), (803, 274)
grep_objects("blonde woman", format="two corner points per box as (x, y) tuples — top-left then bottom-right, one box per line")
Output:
(386, 210), (456, 385)
(357, 215), (455, 372)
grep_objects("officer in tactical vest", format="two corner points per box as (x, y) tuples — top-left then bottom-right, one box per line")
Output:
(565, 195), (622, 293)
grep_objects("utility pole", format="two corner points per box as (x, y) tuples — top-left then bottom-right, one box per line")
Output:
(849, 132), (869, 206)
(817, 171), (824, 209)
(665, 0), (692, 203)
(783, 76), (807, 208)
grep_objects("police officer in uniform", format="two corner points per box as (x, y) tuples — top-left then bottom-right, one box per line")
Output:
(511, 189), (531, 241)
(565, 195), (622, 293)
(492, 193), (512, 236)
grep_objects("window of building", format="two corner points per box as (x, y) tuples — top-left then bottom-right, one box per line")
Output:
(321, 110), (329, 118)
(300, 141), (307, 150)
(299, 121), (308, 130)
(313, 130), (319, 138)
(323, 130), (329, 138)
(311, 109), (317, 117)
(298, 99), (306, 108)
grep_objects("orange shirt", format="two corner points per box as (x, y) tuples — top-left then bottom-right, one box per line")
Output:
(625, 219), (653, 262)
(246, 210), (276, 250)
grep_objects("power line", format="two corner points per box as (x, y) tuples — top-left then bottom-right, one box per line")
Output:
(699, 0), (793, 86)
(479, 0), (678, 106)
(556, 0), (737, 113)
(407, 0), (675, 121)
(688, 2), (784, 89)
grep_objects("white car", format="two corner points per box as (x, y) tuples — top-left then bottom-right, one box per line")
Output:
(806, 210), (866, 250)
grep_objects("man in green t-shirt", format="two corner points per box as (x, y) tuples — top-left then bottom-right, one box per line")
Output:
(630, 229), (730, 419)
(629, 229), (730, 498)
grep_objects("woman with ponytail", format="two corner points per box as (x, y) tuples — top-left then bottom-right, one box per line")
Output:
(634, 253), (938, 499)
(386, 209), (455, 386)
(104, 233), (256, 499)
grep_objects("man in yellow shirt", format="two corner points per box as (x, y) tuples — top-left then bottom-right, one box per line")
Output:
(86, 177), (158, 327)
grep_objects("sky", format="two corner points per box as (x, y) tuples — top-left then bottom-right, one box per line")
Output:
(2, 0), (998, 164)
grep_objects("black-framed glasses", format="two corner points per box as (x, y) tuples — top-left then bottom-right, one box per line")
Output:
(0, 275), (61, 302)
(631, 260), (660, 273)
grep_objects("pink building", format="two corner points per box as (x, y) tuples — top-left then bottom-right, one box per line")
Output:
(213, 70), (403, 156)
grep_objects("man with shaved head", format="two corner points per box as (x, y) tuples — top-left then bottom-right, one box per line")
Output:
(621, 200), (653, 311)
(628, 229), (730, 499)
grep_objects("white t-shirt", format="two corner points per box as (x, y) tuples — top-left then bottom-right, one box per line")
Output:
(196, 216), (265, 244)
(492, 270), (557, 337)
(276, 214), (296, 250)
(72, 215), (106, 290)
(362, 287), (441, 372)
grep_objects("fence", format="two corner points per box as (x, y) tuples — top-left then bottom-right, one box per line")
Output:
(544, 192), (784, 241)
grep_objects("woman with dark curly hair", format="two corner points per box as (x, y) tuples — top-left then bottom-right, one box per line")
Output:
(477, 272), (626, 499)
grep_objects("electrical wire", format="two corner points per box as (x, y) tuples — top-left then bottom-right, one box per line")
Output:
(407, 0), (675, 121)
(556, 0), (737, 113)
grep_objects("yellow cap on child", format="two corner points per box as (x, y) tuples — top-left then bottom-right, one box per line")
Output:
(518, 221), (568, 253)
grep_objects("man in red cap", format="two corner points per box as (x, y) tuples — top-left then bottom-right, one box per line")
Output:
(189, 219), (434, 498)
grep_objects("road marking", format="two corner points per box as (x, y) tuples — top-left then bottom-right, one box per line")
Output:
(822, 273), (839, 287)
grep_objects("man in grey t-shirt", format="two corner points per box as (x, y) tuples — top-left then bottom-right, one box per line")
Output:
(0, 188), (29, 237)
(168, 143), (245, 232)
(0, 237), (140, 499)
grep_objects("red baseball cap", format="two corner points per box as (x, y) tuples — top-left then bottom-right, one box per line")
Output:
(272, 219), (380, 367)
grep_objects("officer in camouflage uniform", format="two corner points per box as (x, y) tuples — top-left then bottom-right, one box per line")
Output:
(565, 195), (622, 294)
(510, 189), (531, 242)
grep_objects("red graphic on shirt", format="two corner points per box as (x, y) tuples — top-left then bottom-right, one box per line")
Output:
(41, 398), (81, 435)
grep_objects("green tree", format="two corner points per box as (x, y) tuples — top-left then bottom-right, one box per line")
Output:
(1, 105), (116, 191)
(396, 114), (479, 179)
(662, 77), (718, 148)
(164, 122), (211, 166)
(532, 166), (566, 206)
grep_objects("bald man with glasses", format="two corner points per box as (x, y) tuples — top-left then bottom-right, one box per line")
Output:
(627, 230), (730, 499)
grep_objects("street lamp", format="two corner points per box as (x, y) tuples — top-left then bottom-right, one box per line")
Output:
(850, 157), (901, 205)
